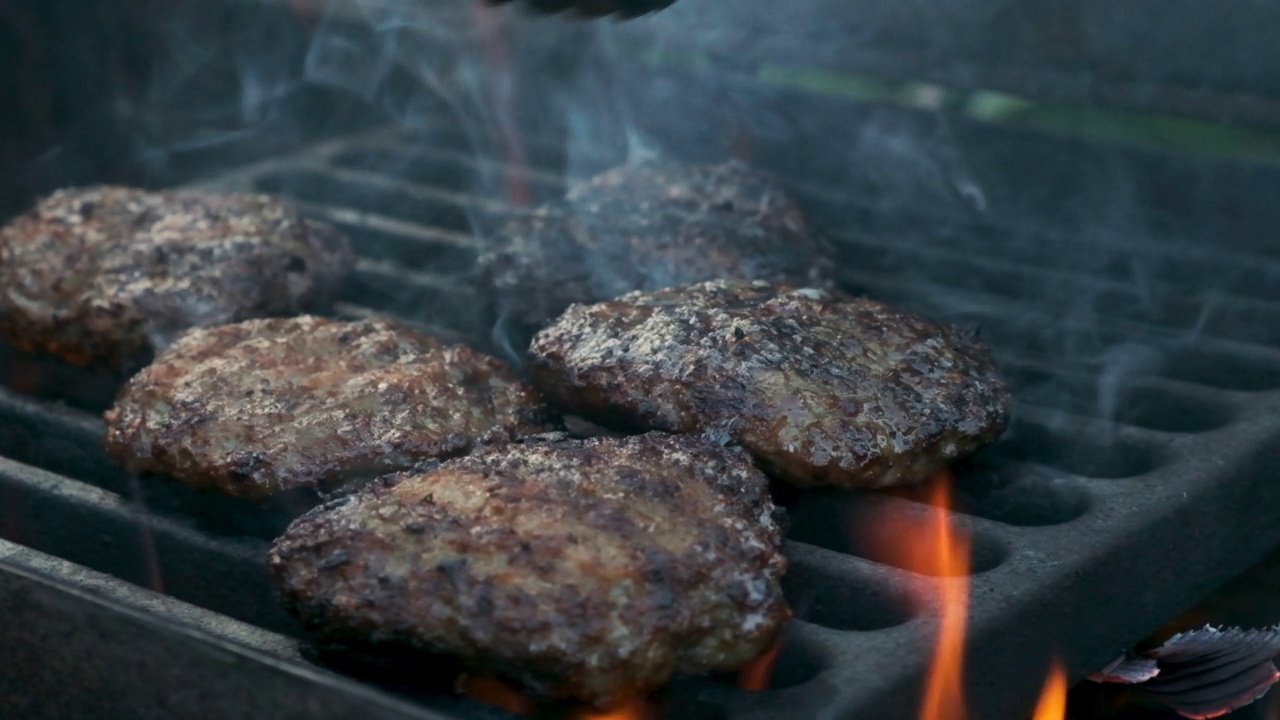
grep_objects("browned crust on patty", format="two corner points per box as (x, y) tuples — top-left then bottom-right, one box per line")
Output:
(104, 315), (553, 500)
(0, 185), (353, 370)
(267, 432), (789, 706)
(479, 160), (834, 333)
(528, 279), (1011, 488)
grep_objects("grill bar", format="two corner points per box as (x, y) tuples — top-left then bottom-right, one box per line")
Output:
(200, 132), (1280, 360)
(2, 126), (1280, 720)
(0, 540), (469, 720)
(4, 389), (1277, 719)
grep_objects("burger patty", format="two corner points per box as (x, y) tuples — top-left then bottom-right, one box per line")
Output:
(0, 185), (353, 370)
(267, 432), (789, 706)
(479, 159), (833, 334)
(104, 316), (553, 500)
(528, 279), (1011, 489)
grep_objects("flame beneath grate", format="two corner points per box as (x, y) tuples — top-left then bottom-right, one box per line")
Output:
(911, 478), (971, 720)
(456, 675), (535, 716)
(472, 1), (532, 207)
(568, 697), (653, 720)
(737, 640), (783, 691)
(866, 470), (1073, 720)
(862, 470), (971, 720)
(457, 674), (655, 718)
(1031, 660), (1068, 720)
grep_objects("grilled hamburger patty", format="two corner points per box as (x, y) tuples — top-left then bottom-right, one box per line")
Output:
(479, 159), (832, 332)
(529, 279), (1011, 488)
(268, 432), (789, 706)
(0, 186), (353, 369)
(104, 316), (552, 500)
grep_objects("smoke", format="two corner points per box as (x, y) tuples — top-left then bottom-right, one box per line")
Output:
(845, 108), (987, 216)
(1091, 342), (1166, 441)
(111, 0), (1256, 437)
(302, 5), (398, 104)
(119, 2), (313, 177)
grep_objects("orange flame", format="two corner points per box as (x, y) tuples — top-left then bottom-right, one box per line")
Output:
(457, 675), (534, 716)
(472, 1), (532, 207)
(864, 470), (971, 720)
(1031, 660), (1068, 720)
(570, 696), (653, 720)
(459, 674), (655, 720)
(6, 360), (41, 396)
(283, 0), (324, 25)
(915, 479), (971, 720)
(737, 640), (783, 691)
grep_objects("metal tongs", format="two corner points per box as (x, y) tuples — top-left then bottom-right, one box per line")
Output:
(486, 0), (677, 19)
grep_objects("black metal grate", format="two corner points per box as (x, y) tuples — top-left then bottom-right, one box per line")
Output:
(3, 124), (1280, 720)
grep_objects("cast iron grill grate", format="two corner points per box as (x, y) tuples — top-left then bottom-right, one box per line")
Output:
(2, 127), (1280, 720)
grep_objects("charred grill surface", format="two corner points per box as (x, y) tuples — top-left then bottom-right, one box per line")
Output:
(0, 186), (354, 371)
(480, 160), (833, 334)
(529, 279), (1011, 488)
(267, 432), (789, 707)
(104, 316), (553, 500)
(3, 119), (1280, 720)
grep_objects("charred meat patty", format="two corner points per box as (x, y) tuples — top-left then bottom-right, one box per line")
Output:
(268, 432), (789, 706)
(479, 159), (833, 333)
(104, 316), (552, 500)
(0, 186), (353, 370)
(528, 279), (1011, 488)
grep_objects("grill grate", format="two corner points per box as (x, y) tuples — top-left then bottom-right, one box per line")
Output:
(3, 126), (1280, 720)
